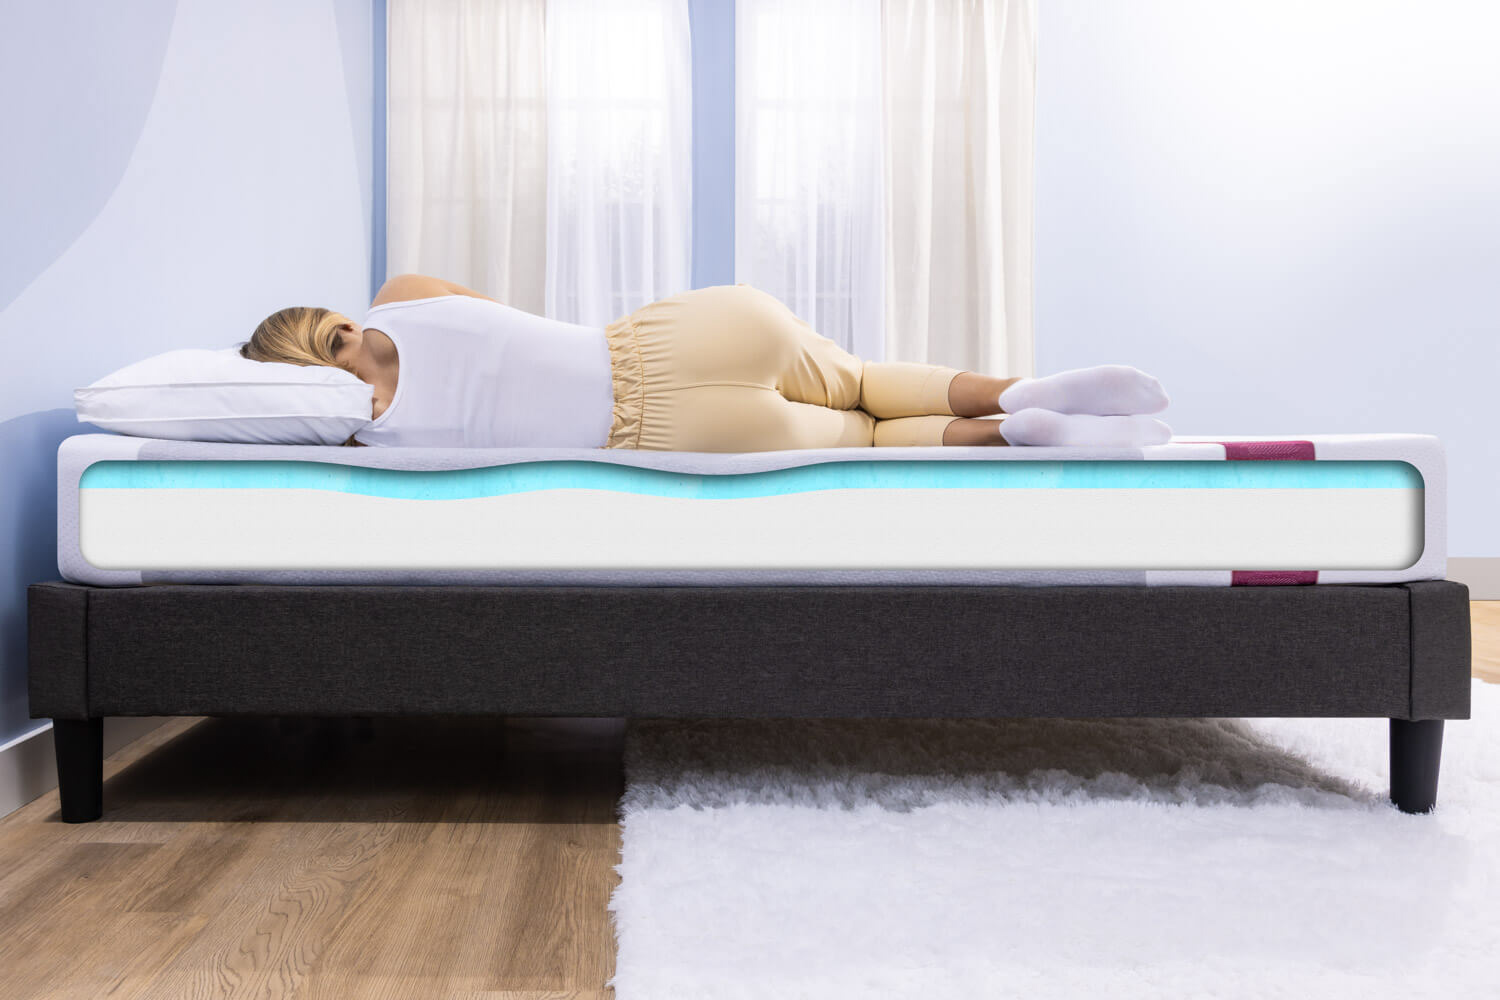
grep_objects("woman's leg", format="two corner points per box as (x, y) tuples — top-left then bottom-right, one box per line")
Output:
(645, 384), (875, 452)
(606, 285), (1166, 451)
(756, 293), (1021, 447)
(949, 373), (1024, 416)
(860, 369), (1026, 444)
(867, 415), (1008, 446)
(942, 418), (1010, 446)
(876, 368), (1169, 418)
(863, 365), (1024, 418)
(849, 362), (1173, 445)
(738, 284), (1169, 420)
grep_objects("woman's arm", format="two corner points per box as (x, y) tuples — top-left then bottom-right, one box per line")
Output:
(371, 273), (497, 307)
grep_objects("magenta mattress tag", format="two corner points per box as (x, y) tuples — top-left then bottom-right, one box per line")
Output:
(1231, 570), (1319, 586)
(1218, 440), (1316, 461)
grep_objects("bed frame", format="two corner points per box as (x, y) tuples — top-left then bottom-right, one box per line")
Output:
(27, 579), (1472, 821)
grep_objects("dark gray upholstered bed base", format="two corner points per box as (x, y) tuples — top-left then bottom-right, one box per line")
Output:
(28, 580), (1473, 819)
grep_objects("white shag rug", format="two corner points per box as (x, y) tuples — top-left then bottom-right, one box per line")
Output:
(609, 680), (1500, 999)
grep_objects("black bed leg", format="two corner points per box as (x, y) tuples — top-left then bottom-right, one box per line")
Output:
(53, 719), (104, 823)
(1390, 719), (1444, 814)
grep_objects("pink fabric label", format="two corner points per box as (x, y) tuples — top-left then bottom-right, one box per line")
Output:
(1231, 571), (1319, 586)
(1217, 440), (1316, 461)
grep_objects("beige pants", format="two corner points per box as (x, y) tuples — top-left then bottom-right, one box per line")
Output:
(603, 285), (962, 451)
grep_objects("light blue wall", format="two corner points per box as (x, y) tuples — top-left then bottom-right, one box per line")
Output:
(0, 0), (375, 745)
(334, 0), (376, 290)
(1036, 0), (1500, 556)
(371, 0), (389, 300)
(689, 0), (735, 289)
(0, 2), (179, 315)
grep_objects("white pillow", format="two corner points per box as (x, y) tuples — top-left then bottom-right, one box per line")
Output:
(74, 347), (374, 445)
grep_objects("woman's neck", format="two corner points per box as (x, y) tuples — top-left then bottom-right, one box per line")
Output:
(359, 327), (399, 419)
(362, 327), (398, 370)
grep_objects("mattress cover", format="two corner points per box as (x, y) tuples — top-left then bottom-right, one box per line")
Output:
(57, 432), (1445, 587)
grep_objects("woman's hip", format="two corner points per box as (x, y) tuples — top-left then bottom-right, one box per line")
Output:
(602, 284), (869, 449)
(605, 285), (795, 448)
(607, 285), (799, 382)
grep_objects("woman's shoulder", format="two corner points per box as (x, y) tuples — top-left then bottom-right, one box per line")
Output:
(371, 273), (450, 307)
(370, 273), (497, 309)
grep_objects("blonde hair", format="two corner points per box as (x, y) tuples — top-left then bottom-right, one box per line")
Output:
(241, 306), (366, 447)
(240, 306), (352, 374)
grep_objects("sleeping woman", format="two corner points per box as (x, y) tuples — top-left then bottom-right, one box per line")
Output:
(239, 274), (1171, 451)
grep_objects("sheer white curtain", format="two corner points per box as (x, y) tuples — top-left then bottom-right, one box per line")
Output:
(545, 0), (692, 325)
(386, 0), (691, 324)
(736, 0), (1035, 371)
(735, 0), (886, 359)
(386, 0), (549, 313)
(884, 0), (1036, 375)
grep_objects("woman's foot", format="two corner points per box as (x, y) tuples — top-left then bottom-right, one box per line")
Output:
(998, 365), (1169, 416)
(998, 408), (1172, 447)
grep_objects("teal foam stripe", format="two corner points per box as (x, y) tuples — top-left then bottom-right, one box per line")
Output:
(80, 459), (1424, 500)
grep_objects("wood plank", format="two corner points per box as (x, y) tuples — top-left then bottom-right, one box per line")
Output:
(147, 821), (405, 997)
(1472, 601), (1500, 683)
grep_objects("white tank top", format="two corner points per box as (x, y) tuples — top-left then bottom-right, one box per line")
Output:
(352, 295), (615, 448)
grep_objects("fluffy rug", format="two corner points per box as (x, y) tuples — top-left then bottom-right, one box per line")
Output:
(608, 680), (1500, 999)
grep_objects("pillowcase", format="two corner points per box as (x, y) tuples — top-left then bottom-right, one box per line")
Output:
(74, 347), (374, 445)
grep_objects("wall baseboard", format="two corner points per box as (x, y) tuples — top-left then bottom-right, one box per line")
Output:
(0, 718), (169, 822)
(1449, 558), (1500, 601)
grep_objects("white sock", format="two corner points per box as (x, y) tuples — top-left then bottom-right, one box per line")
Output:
(998, 364), (1169, 416)
(999, 408), (1172, 447)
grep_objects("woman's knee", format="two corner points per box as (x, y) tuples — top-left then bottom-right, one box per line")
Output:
(861, 363), (961, 419)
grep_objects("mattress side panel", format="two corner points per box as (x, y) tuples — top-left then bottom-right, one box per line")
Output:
(1310, 435), (1444, 584)
(58, 435), (144, 585)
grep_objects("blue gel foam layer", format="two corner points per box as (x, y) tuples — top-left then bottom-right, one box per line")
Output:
(80, 459), (1425, 502)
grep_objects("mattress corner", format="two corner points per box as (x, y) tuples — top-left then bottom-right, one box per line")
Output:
(58, 434), (148, 587)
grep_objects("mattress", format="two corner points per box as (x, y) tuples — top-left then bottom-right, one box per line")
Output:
(57, 432), (1445, 587)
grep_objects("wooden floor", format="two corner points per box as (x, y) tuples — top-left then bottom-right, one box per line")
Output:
(0, 716), (625, 999)
(2, 602), (1497, 999)
(1473, 600), (1500, 683)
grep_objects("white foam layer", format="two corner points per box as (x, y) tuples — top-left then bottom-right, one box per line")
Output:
(77, 486), (1423, 573)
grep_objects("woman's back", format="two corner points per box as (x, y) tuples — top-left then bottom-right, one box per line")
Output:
(354, 295), (615, 448)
